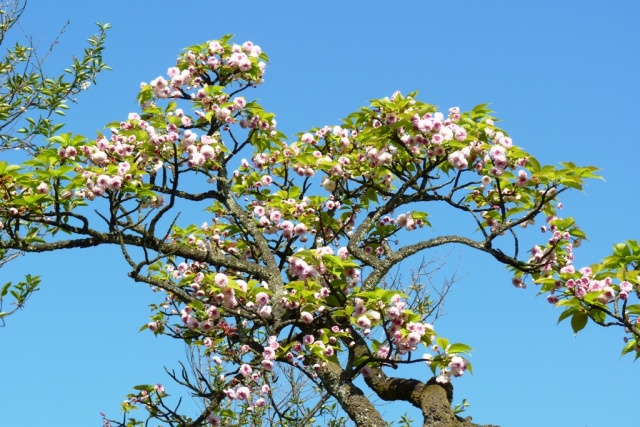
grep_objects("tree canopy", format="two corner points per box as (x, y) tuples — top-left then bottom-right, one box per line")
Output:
(2, 16), (639, 427)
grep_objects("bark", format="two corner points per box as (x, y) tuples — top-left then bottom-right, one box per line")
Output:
(315, 347), (499, 427)
(419, 378), (499, 427)
(363, 369), (498, 427)
(316, 360), (388, 427)
(341, 338), (497, 427)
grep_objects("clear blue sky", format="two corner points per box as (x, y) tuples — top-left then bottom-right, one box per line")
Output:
(2, 1), (639, 426)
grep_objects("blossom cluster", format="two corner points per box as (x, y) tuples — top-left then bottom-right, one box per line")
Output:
(149, 40), (265, 100)
(423, 352), (469, 384)
(352, 293), (434, 356)
(75, 161), (134, 200)
(250, 199), (313, 240)
(530, 217), (574, 269)
(377, 212), (426, 231)
(403, 105), (515, 178)
(555, 266), (639, 304)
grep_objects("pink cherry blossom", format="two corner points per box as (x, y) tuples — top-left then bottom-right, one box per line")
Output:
(235, 386), (251, 401)
(300, 311), (314, 324)
(356, 315), (371, 329)
(36, 182), (49, 194)
(214, 273), (229, 288)
(449, 356), (467, 377)
(239, 364), (253, 377)
(255, 292), (270, 306)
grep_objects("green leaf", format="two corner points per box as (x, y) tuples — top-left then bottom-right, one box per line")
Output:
(0, 162), (21, 174)
(614, 242), (631, 256)
(133, 384), (152, 391)
(557, 307), (578, 324)
(447, 343), (473, 354)
(625, 304), (640, 315)
(555, 298), (580, 308)
(1, 282), (11, 297)
(324, 295), (341, 308)
(621, 338), (637, 357)
(587, 307), (606, 324)
(436, 337), (450, 351)
(527, 156), (541, 173)
(571, 311), (588, 335)
(353, 353), (370, 369)
(569, 228), (587, 240)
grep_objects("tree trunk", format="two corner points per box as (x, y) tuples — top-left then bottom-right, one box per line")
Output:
(419, 378), (499, 427)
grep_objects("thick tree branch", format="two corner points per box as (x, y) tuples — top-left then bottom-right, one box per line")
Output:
(315, 359), (387, 427)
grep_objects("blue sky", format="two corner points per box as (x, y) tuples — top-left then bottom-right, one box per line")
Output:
(2, 1), (639, 426)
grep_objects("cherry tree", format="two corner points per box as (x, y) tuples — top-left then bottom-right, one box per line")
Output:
(1, 35), (637, 427)
(0, 0), (109, 322)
